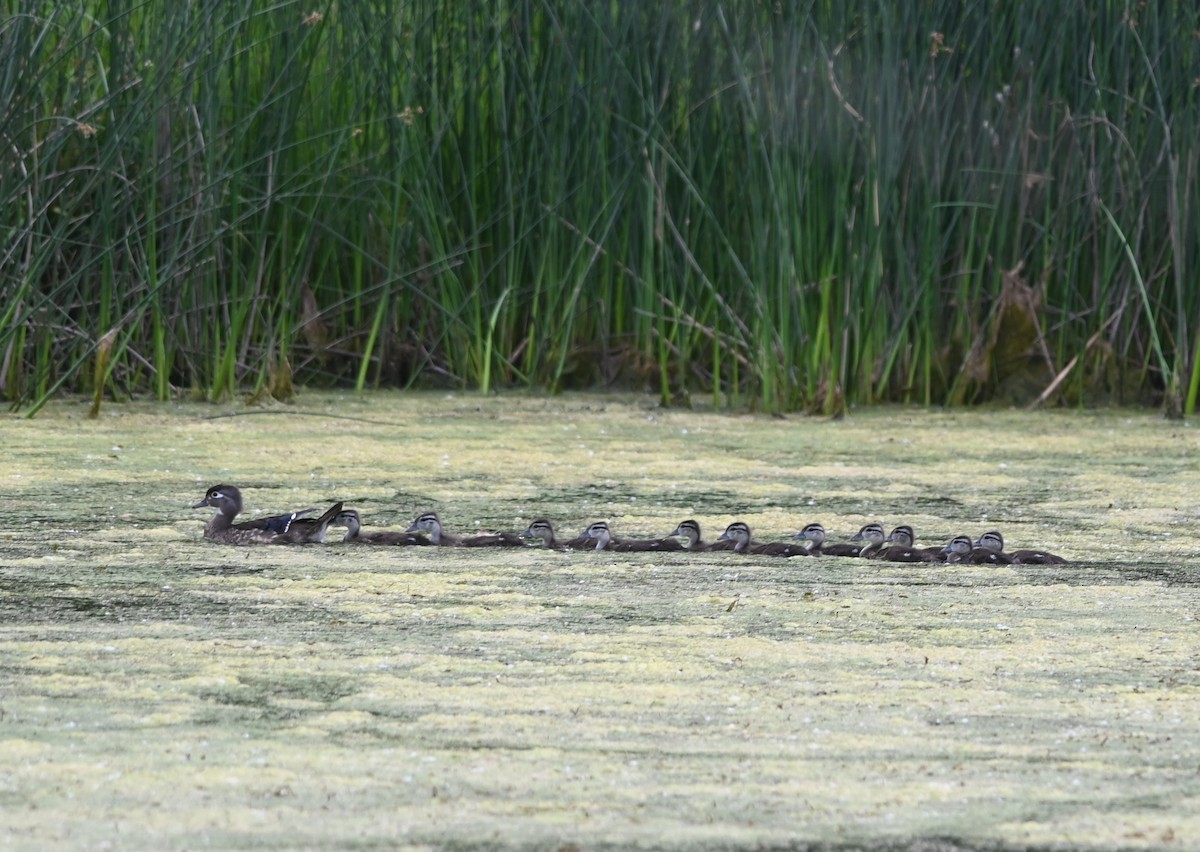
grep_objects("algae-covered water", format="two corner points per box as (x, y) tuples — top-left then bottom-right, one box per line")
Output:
(1, 392), (1198, 850)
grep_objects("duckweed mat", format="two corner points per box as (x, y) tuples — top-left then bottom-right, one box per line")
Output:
(1, 392), (1198, 850)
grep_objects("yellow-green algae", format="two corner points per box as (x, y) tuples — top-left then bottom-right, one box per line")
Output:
(1, 392), (1198, 850)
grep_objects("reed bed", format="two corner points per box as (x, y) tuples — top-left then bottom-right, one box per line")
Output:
(1, 0), (1197, 414)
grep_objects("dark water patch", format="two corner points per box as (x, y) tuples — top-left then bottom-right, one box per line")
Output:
(1008, 562), (1200, 587)
(903, 494), (969, 512)
(326, 723), (421, 747)
(240, 672), (358, 703)
(407, 838), (1085, 852)
(189, 564), (272, 576)
(0, 577), (184, 622)
(194, 673), (360, 722)
(558, 483), (729, 503)
(1107, 563), (1200, 585)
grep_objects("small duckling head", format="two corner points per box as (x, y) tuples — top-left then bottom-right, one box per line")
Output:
(717, 521), (753, 552)
(581, 521), (613, 551)
(850, 522), (886, 545)
(975, 530), (1004, 552)
(794, 523), (826, 545)
(406, 511), (444, 543)
(521, 519), (556, 544)
(669, 519), (702, 547)
(942, 535), (975, 559)
(333, 509), (363, 539)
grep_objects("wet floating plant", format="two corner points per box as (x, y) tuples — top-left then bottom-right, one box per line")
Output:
(3, 394), (1199, 848)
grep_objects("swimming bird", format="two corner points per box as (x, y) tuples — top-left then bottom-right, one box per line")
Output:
(334, 509), (432, 546)
(192, 484), (342, 545)
(405, 511), (528, 547)
(974, 530), (1067, 564)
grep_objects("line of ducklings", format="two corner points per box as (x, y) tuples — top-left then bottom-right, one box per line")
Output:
(193, 484), (1067, 564)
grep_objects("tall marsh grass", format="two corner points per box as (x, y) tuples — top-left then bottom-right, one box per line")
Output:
(2, 1), (1197, 414)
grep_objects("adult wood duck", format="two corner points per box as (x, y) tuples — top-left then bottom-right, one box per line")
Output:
(975, 530), (1067, 564)
(874, 525), (942, 563)
(405, 511), (527, 547)
(579, 521), (685, 552)
(792, 523), (863, 557)
(716, 521), (810, 556)
(334, 509), (432, 546)
(668, 519), (736, 552)
(520, 519), (591, 550)
(192, 484), (343, 545)
(941, 534), (1013, 565)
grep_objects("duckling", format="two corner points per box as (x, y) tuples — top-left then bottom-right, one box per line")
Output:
(520, 519), (592, 550)
(975, 530), (1067, 564)
(792, 523), (862, 557)
(579, 521), (685, 552)
(521, 518), (561, 548)
(941, 535), (973, 564)
(715, 521), (756, 553)
(716, 521), (810, 556)
(668, 519), (705, 551)
(192, 484), (342, 545)
(941, 534), (1012, 565)
(579, 522), (615, 551)
(334, 509), (432, 546)
(848, 522), (887, 559)
(405, 511), (527, 547)
(668, 519), (736, 552)
(874, 525), (941, 563)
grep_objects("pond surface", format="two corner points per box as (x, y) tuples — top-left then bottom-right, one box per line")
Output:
(1, 392), (1197, 849)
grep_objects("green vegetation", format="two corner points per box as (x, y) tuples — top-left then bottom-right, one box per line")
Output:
(1, 1), (1197, 414)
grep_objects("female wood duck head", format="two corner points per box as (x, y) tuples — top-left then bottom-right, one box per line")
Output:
(192, 484), (245, 520)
